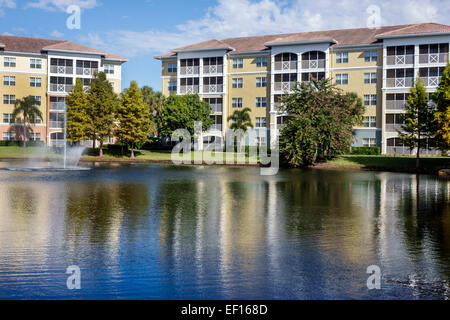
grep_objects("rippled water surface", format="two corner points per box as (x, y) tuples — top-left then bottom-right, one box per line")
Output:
(0, 161), (449, 299)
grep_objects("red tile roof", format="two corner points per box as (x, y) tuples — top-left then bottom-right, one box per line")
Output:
(155, 23), (450, 58)
(0, 35), (127, 61)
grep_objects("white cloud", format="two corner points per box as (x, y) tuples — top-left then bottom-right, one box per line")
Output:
(26, 0), (98, 11)
(50, 29), (64, 37)
(81, 0), (450, 58)
(0, 0), (16, 14)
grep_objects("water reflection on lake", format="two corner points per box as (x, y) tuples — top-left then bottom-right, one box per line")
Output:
(0, 162), (449, 299)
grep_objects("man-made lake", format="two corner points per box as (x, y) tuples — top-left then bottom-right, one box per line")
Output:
(0, 161), (449, 300)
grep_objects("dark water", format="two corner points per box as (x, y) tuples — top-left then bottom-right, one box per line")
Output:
(0, 161), (449, 300)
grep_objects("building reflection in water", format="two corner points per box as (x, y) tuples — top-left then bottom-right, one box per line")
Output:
(0, 165), (449, 299)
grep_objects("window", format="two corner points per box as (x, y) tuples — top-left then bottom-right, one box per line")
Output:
(167, 63), (177, 73)
(364, 95), (377, 106)
(30, 59), (42, 69)
(335, 73), (348, 85)
(3, 95), (15, 105)
(104, 64), (114, 74)
(3, 76), (15, 86)
(30, 77), (42, 87)
(364, 51), (378, 62)
(256, 57), (268, 67)
(2, 132), (15, 141)
(363, 138), (377, 147)
(256, 97), (267, 108)
(232, 78), (243, 88)
(336, 52), (348, 63)
(232, 98), (243, 108)
(3, 113), (14, 124)
(32, 96), (41, 106)
(256, 136), (267, 146)
(4, 57), (16, 67)
(233, 58), (243, 69)
(29, 133), (41, 141)
(256, 117), (267, 128)
(364, 72), (377, 84)
(168, 81), (177, 92)
(256, 77), (267, 88)
(363, 116), (377, 128)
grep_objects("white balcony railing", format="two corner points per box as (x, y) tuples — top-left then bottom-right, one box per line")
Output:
(385, 124), (404, 132)
(203, 84), (223, 93)
(76, 67), (98, 76)
(179, 85), (199, 94)
(386, 77), (414, 88)
(301, 59), (326, 69)
(386, 146), (412, 156)
(274, 81), (296, 91)
(203, 65), (223, 74)
(210, 104), (223, 113)
(180, 66), (200, 75)
(50, 121), (64, 129)
(50, 66), (73, 74)
(419, 53), (448, 64)
(386, 100), (407, 111)
(209, 124), (222, 131)
(50, 84), (73, 92)
(386, 55), (414, 65)
(422, 76), (442, 87)
(274, 61), (297, 71)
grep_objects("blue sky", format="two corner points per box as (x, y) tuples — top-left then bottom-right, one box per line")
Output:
(1, 0), (449, 92)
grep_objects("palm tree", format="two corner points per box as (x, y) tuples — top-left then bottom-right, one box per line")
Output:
(12, 96), (43, 147)
(228, 107), (254, 148)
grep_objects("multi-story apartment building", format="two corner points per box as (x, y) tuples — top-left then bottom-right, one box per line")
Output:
(0, 35), (126, 146)
(155, 23), (450, 154)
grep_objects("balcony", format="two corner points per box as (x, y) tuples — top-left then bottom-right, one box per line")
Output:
(274, 81), (296, 92)
(203, 84), (223, 94)
(203, 65), (223, 75)
(301, 59), (326, 69)
(386, 146), (412, 156)
(50, 102), (66, 111)
(385, 123), (404, 132)
(386, 100), (407, 111)
(50, 84), (73, 93)
(209, 124), (222, 131)
(76, 67), (98, 76)
(179, 85), (199, 94)
(210, 104), (223, 114)
(386, 55), (414, 65)
(50, 121), (64, 129)
(386, 77), (413, 88)
(274, 61), (297, 72)
(50, 65), (73, 75)
(422, 76), (442, 87)
(180, 66), (200, 76)
(419, 53), (448, 64)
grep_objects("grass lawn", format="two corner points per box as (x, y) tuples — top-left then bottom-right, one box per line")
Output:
(0, 146), (59, 159)
(325, 155), (450, 173)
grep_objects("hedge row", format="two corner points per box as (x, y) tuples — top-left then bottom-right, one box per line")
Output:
(350, 147), (381, 155)
(0, 141), (45, 147)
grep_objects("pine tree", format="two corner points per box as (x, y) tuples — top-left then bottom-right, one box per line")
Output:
(117, 81), (151, 159)
(86, 72), (119, 157)
(432, 62), (450, 152)
(66, 78), (89, 144)
(399, 77), (435, 170)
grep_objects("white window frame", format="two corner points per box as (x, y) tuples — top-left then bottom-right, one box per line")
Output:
(364, 51), (378, 62)
(104, 64), (114, 75)
(3, 76), (15, 86)
(336, 73), (348, 85)
(256, 117), (267, 128)
(363, 116), (377, 128)
(362, 138), (377, 147)
(2, 132), (16, 141)
(232, 78), (243, 88)
(30, 58), (42, 69)
(256, 77), (267, 88)
(336, 52), (349, 64)
(3, 95), (16, 105)
(2, 113), (14, 124)
(256, 57), (268, 67)
(232, 58), (243, 69)
(168, 81), (177, 92)
(4, 57), (16, 68)
(30, 77), (42, 87)
(256, 97), (267, 108)
(364, 95), (377, 106)
(232, 98), (243, 108)
(167, 63), (177, 73)
(364, 72), (377, 84)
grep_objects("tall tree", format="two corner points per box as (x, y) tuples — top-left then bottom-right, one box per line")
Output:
(432, 62), (450, 152)
(66, 79), (89, 145)
(117, 81), (151, 159)
(12, 96), (42, 147)
(279, 79), (364, 167)
(399, 77), (435, 170)
(86, 71), (119, 157)
(160, 94), (213, 137)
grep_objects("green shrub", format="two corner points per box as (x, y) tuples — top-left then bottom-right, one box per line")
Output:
(351, 146), (381, 155)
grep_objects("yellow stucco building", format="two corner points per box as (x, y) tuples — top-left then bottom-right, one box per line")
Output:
(0, 35), (126, 146)
(156, 23), (450, 155)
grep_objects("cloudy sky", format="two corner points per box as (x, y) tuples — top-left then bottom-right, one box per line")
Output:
(0, 0), (449, 90)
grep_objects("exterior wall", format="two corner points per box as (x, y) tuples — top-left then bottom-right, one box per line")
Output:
(0, 53), (48, 142)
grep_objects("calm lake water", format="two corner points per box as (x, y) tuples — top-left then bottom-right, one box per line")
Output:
(0, 161), (449, 300)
